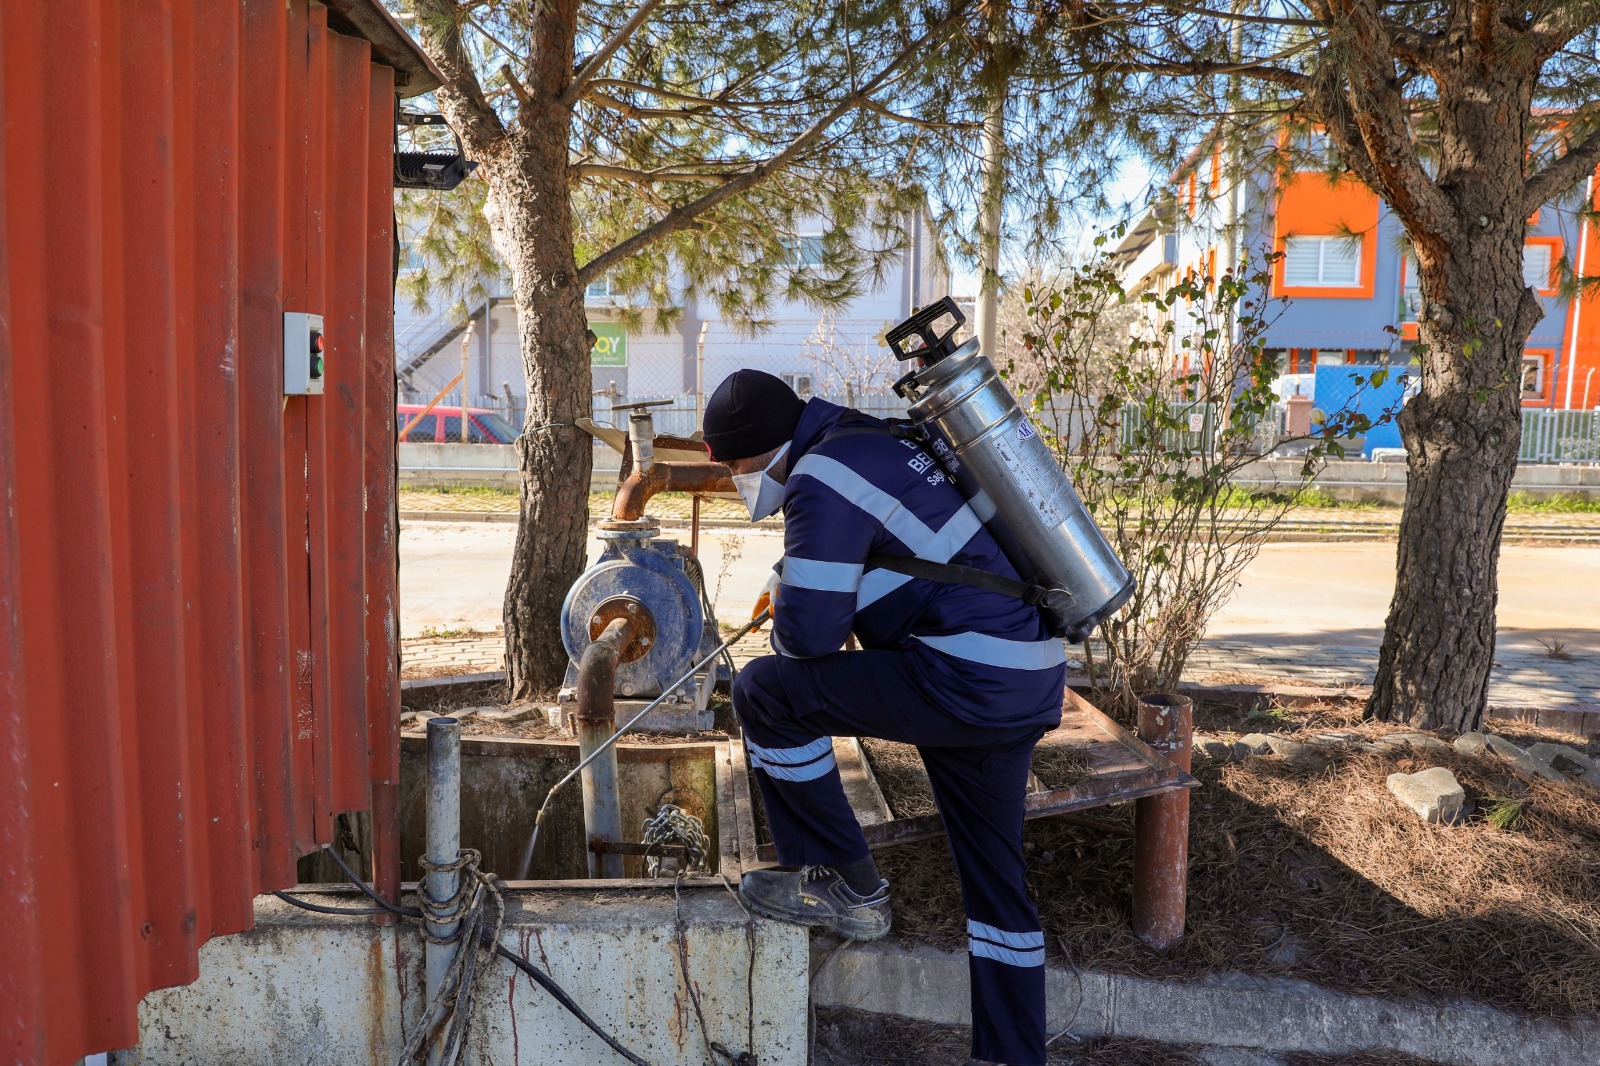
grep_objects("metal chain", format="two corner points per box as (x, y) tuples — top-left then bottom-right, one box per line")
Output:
(640, 803), (710, 877)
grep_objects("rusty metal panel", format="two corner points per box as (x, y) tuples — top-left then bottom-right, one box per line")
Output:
(0, 1), (423, 1061)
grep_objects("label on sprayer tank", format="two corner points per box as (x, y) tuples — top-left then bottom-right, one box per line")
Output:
(990, 417), (1075, 527)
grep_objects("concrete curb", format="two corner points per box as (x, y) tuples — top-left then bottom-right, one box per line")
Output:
(1066, 677), (1600, 737)
(396, 510), (1599, 544)
(809, 940), (1600, 1066)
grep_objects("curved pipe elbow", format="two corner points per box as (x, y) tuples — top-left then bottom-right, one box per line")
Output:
(610, 461), (734, 522)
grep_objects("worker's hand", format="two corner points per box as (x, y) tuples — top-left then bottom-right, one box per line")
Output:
(751, 571), (781, 628)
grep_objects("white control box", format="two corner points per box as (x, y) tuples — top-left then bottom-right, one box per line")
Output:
(283, 311), (326, 395)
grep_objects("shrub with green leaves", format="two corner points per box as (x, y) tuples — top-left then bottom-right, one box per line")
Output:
(1010, 238), (1383, 709)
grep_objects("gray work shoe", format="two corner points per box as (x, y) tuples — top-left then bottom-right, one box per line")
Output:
(739, 865), (891, 941)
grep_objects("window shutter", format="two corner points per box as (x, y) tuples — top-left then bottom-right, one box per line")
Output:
(1321, 239), (1360, 285)
(1522, 244), (1552, 290)
(1283, 237), (1322, 286)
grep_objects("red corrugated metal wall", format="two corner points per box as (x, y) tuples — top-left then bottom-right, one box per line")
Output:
(0, 2), (405, 1062)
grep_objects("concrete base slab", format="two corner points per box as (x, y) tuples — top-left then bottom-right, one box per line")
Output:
(112, 891), (808, 1065)
(810, 939), (1600, 1066)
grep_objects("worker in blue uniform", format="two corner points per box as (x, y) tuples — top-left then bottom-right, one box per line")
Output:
(703, 369), (1066, 1066)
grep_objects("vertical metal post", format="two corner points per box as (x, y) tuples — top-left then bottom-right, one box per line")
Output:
(459, 321), (475, 443)
(577, 618), (631, 878)
(424, 715), (463, 1057)
(695, 320), (709, 429)
(1132, 692), (1193, 950)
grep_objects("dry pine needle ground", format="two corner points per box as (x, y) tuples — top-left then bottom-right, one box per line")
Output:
(874, 704), (1600, 1019)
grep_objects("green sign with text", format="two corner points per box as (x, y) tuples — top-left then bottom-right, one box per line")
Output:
(590, 322), (627, 366)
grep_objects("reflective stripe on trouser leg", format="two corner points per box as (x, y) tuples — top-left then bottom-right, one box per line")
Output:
(921, 736), (1048, 1066)
(732, 655), (870, 868)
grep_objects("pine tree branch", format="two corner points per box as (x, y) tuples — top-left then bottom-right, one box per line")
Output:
(1524, 129), (1600, 216)
(501, 64), (534, 109)
(559, 0), (668, 110)
(1312, 0), (1456, 244)
(1111, 57), (1312, 90)
(571, 163), (745, 184)
(1530, 0), (1600, 57)
(412, 0), (507, 153)
(575, 0), (976, 287)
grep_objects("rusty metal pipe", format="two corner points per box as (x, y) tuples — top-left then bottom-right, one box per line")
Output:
(610, 460), (733, 522)
(515, 610), (770, 879)
(1132, 692), (1193, 949)
(577, 617), (632, 878)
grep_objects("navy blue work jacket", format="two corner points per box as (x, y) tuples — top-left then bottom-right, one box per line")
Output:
(769, 399), (1065, 729)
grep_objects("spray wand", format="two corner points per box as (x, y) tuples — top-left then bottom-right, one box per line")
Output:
(514, 608), (771, 879)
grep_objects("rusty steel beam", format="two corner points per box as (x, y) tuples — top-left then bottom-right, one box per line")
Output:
(1131, 692), (1194, 950)
(576, 617), (633, 877)
(609, 461), (733, 522)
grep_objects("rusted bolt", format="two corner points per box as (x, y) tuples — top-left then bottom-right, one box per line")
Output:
(626, 603), (638, 613)
(590, 615), (602, 628)
(639, 637), (651, 647)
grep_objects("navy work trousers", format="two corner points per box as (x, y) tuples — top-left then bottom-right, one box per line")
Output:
(733, 648), (1053, 1066)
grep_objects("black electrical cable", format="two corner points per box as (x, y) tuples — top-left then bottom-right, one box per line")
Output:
(270, 890), (391, 917)
(274, 846), (654, 1066)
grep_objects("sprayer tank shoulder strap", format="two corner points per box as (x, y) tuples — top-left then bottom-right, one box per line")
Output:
(812, 422), (1067, 609)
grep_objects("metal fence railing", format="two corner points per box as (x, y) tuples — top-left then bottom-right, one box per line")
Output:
(1520, 409), (1600, 464)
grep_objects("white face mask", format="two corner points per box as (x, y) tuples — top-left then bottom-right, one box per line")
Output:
(732, 442), (790, 522)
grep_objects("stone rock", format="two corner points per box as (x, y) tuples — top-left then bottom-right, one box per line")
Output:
(478, 702), (542, 725)
(1453, 732), (1490, 757)
(1196, 738), (1236, 762)
(1265, 734), (1329, 770)
(1308, 731), (1358, 748)
(1526, 743), (1600, 789)
(1387, 767), (1471, 825)
(1375, 731), (1452, 755)
(1485, 733), (1568, 783)
(1237, 732), (1275, 758)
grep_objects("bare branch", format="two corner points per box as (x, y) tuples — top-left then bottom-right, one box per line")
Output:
(862, 98), (980, 131)
(501, 63), (533, 110)
(570, 163), (742, 184)
(559, 0), (668, 110)
(575, 0), (977, 287)
(1524, 129), (1600, 215)
(1113, 57), (1313, 91)
(412, 0), (507, 153)
(1312, 0), (1456, 243)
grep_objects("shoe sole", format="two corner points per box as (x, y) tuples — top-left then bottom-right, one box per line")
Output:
(739, 888), (891, 942)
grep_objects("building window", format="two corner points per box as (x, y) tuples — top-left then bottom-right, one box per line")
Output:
(1522, 354), (1546, 399)
(1314, 349), (1348, 367)
(1522, 243), (1554, 291)
(1291, 129), (1336, 168)
(1400, 253), (1422, 321)
(1284, 236), (1361, 287)
(781, 235), (826, 268)
(585, 276), (615, 300)
(781, 372), (813, 397)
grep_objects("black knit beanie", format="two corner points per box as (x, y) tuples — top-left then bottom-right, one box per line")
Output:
(702, 370), (807, 462)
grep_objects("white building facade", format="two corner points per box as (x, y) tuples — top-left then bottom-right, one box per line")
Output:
(395, 209), (949, 435)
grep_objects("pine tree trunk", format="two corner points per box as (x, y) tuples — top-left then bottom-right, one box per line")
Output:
(483, 6), (592, 697)
(1367, 69), (1543, 733)
(489, 123), (591, 698)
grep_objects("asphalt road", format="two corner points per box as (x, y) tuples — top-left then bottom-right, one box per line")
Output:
(399, 521), (1600, 660)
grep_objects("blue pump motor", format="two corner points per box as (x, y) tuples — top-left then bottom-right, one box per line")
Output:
(559, 521), (730, 702)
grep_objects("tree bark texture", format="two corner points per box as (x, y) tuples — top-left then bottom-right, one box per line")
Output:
(491, 132), (593, 699)
(1363, 60), (1542, 732)
(489, 3), (591, 698)
(419, 0), (592, 697)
